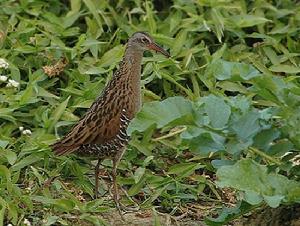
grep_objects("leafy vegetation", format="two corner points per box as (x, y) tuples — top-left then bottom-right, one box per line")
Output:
(0, 0), (300, 225)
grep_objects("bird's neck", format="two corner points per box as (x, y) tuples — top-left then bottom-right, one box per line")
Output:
(121, 45), (143, 83)
(117, 45), (143, 112)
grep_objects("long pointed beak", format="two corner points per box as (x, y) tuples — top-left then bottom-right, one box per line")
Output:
(147, 43), (170, 58)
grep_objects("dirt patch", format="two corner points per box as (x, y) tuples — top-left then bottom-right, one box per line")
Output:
(100, 209), (204, 226)
(233, 204), (300, 226)
(99, 204), (300, 226)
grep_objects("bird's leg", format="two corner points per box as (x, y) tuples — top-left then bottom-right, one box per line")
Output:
(112, 148), (126, 214)
(94, 159), (101, 199)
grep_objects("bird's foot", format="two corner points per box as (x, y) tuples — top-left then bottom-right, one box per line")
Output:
(110, 187), (139, 210)
(114, 198), (140, 221)
(116, 201), (140, 213)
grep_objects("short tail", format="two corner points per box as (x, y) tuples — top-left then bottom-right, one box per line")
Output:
(51, 140), (78, 156)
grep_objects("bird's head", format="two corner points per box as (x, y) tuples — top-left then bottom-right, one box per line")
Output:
(128, 32), (170, 58)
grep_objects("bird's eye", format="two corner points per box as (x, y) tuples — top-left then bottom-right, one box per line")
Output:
(141, 37), (149, 44)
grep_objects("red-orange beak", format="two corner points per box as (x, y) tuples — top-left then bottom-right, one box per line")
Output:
(147, 43), (170, 58)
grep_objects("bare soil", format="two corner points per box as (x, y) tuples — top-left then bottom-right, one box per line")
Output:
(98, 204), (300, 226)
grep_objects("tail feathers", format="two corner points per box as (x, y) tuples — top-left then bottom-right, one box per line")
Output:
(51, 141), (78, 156)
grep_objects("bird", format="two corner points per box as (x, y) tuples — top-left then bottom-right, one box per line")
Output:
(51, 31), (170, 210)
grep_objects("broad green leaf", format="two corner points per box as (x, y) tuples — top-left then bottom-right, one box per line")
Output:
(244, 190), (263, 205)
(263, 195), (284, 208)
(188, 132), (225, 155)
(182, 127), (225, 155)
(253, 128), (280, 150)
(203, 95), (231, 128)
(207, 59), (260, 81)
(216, 159), (300, 206)
(128, 96), (193, 134)
(231, 111), (260, 141)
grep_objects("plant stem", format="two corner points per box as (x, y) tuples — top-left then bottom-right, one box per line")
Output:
(249, 147), (281, 165)
(152, 126), (187, 141)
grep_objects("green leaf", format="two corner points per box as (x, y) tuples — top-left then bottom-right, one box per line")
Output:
(244, 190), (263, 205)
(44, 215), (59, 226)
(263, 47), (280, 65)
(203, 95), (231, 128)
(189, 132), (225, 155)
(211, 9), (224, 42)
(269, 64), (300, 74)
(231, 15), (271, 28)
(133, 167), (145, 184)
(145, 1), (156, 33)
(171, 30), (187, 56)
(263, 195), (284, 208)
(181, 127), (225, 155)
(141, 185), (169, 207)
(0, 165), (12, 192)
(2, 149), (17, 165)
(253, 128), (280, 150)
(217, 81), (248, 94)
(82, 0), (103, 28)
(19, 84), (37, 105)
(207, 59), (260, 81)
(128, 177), (146, 196)
(0, 108), (16, 123)
(128, 96), (193, 134)
(0, 197), (6, 226)
(98, 45), (124, 68)
(167, 162), (203, 178)
(48, 96), (70, 132)
(11, 155), (41, 171)
(0, 140), (9, 149)
(216, 159), (300, 206)
(54, 199), (76, 211)
(231, 111), (260, 141)
(205, 201), (255, 226)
